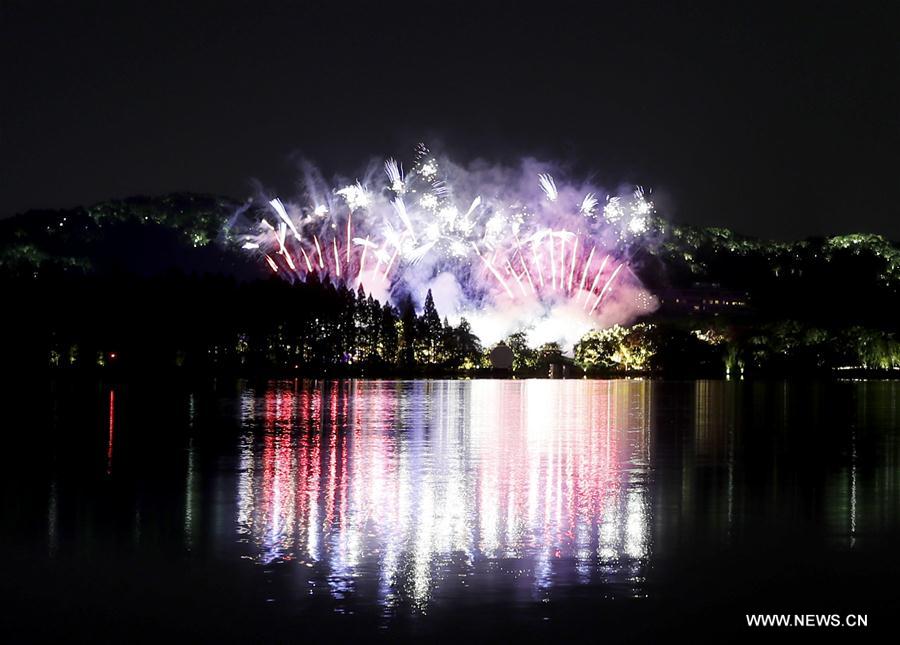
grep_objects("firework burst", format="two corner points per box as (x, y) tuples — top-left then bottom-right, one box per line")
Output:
(232, 146), (659, 347)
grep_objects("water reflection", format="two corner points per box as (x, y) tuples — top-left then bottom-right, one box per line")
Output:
(234, 380), (652, 610)
(106, 388), (115, 476)
(13, 377), (900, 638)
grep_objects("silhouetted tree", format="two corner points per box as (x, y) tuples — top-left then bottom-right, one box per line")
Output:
(397, 294), (417, 368)
(380, 302), (399, 366)
(503, 332), (537, 372)
(419, 289), (443, 365)
(448, 317), (483, 369)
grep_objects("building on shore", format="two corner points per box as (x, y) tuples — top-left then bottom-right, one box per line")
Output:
(657, 282), (751, 316)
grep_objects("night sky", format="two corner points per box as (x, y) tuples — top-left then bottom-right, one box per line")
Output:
(2, 0), (898, 239)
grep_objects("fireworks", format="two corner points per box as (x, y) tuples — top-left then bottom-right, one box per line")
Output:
(335, 182), (370, 211)
(538, 173), (558, 202)
(233, 146), (659, 348)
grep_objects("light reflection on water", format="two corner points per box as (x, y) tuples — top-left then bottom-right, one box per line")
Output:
(10, 377), (900, 637)
(233, 380), (652, 610)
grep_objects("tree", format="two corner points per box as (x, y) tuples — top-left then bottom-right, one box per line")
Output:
(354, 284), (369, 362)
(419, 289), (443, 365)
(380, 302), (399, 366)
(535, 342), (564, 375)
(503, 331), (537, 372)
(575, 327), (628, 371)
(440, 316), (453, 365)
(574, 324), (656, 372)
(450, 317), (483, 369)
(398, 294), (417, 368)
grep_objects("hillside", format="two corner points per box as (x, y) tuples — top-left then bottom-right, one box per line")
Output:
(2, 193), (898, 331)
(0, 193), (253, 278)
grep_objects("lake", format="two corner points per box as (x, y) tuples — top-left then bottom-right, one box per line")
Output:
(2, 378), (898, 641)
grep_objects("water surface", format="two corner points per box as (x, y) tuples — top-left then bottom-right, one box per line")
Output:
(3, 379), (898, 640)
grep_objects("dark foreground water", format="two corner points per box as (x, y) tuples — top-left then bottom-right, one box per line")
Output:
(2, 378), (899, 642)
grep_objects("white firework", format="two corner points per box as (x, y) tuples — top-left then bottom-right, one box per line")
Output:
(604, 196), (624, 223)
(538, 173), (558, 202)
(438, 205), (459, 225)
(336, 182), (370, 211)
(391, 199), (416, 239)
(269, 198), (300, 240)
(580, 192), (598, 215)
(384, 158), (405, 194)
(631, 186), (653, 216)
(628, 216), (649, 234)
(420, 160), (438, 180)
(484, 213), (507, 240)
(419, 193), (439, 210)
(450, 240), (468, 257)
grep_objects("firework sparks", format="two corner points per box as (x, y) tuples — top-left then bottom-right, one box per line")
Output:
(356, 236), (372, 278)
(584, 255), (610, 307)
(269, 198), (300, 240)
(473, 243), (514, 298)
(538, 173), (558, 202)
(392, 199), (417, 240)
(336, 182), (369, 211)
(282, 248), (296, 271)
(384, 244), (400, 279)
(385, 158), (405, 194)
(234, 148), (657, 348)
(604, 196), (624, 223)
(299, 246), (313, 272)
(332, 238), (341, 277)
(578, 245), (596, 293)
(313, 235), (325, 269)
(589, 263), (626, 315)
(568, 236), (578, 292)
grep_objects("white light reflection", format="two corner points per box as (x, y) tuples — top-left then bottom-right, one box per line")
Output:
(234, 380), (652, 611)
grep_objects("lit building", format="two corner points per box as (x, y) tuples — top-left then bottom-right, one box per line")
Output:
(658, 282), (750, 316)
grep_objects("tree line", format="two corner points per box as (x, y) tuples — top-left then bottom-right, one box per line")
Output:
(7, 270), (485, 375)
(572, 321), (900, 376)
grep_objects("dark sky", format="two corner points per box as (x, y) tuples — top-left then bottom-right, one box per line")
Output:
(2, 0), (898, 239)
